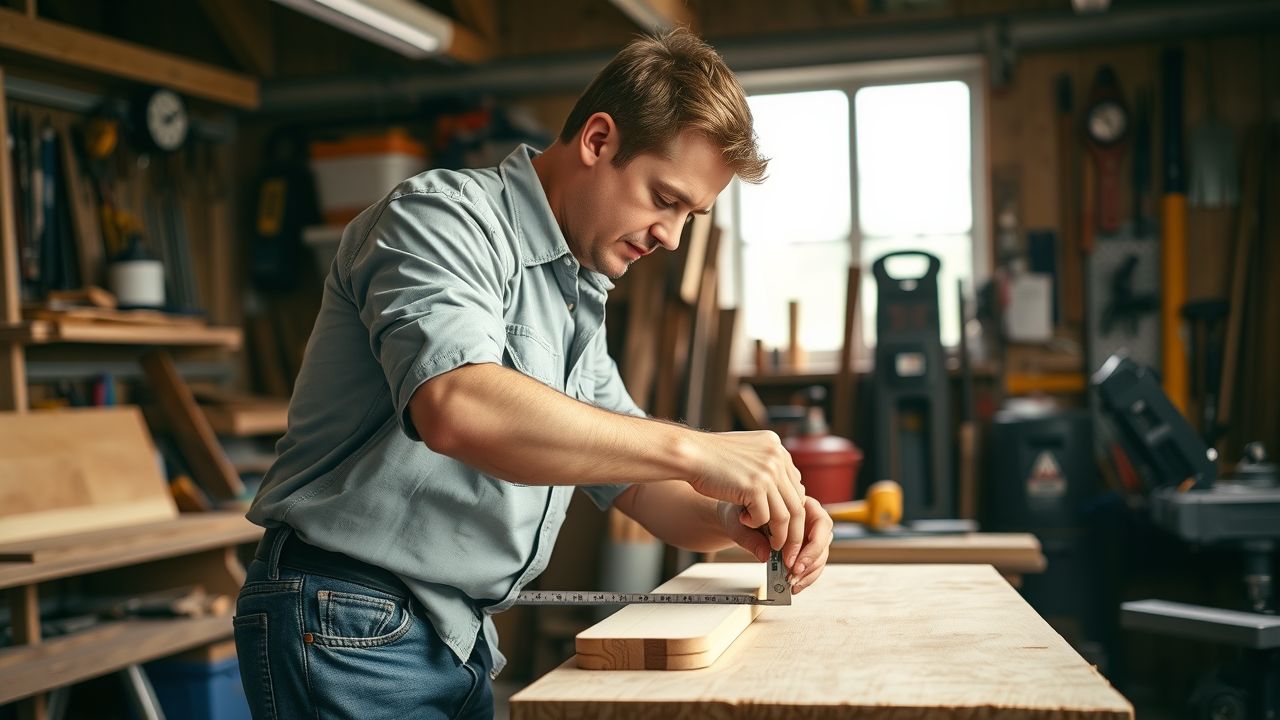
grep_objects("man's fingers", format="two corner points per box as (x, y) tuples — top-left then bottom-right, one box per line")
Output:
(766, 489), (789, 550)
(792, 542), (830, 594)
(739, 488), (770, 531)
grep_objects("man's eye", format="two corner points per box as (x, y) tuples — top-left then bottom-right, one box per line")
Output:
(655, 195), (676, 210)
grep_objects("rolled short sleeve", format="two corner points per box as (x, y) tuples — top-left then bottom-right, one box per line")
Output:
(578, 329), (643, 510)
(341, 186), (512, 441)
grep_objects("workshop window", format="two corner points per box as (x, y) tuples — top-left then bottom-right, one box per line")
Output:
(718, 59), (988, 372)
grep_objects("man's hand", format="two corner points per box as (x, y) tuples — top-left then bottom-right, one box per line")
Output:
(686, 430), (807, 561)
(716, 496), (833, 593)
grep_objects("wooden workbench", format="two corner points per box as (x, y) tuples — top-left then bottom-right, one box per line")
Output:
(510, 564), (1132, 719)
(711, 531), (1047, 585)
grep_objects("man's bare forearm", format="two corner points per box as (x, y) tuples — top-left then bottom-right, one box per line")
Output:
(409, 362), (697, 488)
(613, 481), (737, 553)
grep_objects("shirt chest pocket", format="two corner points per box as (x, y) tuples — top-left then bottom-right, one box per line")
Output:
(504, 323), (564, 392)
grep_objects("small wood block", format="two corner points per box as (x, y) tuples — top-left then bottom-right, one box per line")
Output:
(575, 563), (765, 671)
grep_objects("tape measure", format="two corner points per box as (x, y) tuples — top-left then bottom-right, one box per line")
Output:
(514, 550), (792, 606)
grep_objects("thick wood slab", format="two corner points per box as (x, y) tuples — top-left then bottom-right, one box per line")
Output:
(576, 563), (764, 670)
(514, 564), (1132, 719)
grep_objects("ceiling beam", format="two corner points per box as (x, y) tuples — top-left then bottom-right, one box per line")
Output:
(452, 0), (497, 41)
(608, 0), (696, 32)
(199, 0), (276, 77)
(445, 20), (494, 63)
(260, 0), (1279, 116)
(0, 6), (259, 108)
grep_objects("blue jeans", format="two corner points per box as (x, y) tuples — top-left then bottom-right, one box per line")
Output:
(233, 530), (494, 719)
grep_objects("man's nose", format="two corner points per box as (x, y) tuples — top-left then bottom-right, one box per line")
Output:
(651, 216), (685, 252)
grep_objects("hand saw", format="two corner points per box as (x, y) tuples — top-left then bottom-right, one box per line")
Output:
(513, 549), (792, 606)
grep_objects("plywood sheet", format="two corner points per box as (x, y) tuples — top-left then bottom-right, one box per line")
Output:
(515, 564), (1132, 720)
(575, 563), (764, 670)
(0, 406), (176, 544)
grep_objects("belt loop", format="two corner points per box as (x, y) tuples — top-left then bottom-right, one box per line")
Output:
(266, 526), (292, 580)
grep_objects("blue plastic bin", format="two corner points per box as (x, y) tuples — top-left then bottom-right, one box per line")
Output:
(142, 654), (251, 720)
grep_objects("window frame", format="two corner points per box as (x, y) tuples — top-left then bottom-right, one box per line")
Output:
(723, 55), (990, 370)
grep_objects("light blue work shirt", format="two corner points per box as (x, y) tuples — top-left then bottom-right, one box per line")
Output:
(246, 144), (643, 675)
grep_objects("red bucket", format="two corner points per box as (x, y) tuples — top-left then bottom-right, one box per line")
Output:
(783, 435), (864, 505)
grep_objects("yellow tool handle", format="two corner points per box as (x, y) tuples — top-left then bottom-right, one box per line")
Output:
(1161, 192), (1188, 414)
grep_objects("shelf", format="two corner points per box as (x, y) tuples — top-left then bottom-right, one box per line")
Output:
(0, 513), (262, 589)
(0, 614), (235, 705)
(0, 320), (242, 350)
(0, 7), (258, 109)
(201, 399), (289, 437)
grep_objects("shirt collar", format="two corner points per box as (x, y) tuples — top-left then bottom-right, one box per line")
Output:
(499, 144), (615, 293)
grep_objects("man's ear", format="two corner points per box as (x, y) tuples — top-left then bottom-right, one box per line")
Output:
(577, 112), (617, 168)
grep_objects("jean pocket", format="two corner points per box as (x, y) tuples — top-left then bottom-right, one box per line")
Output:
(233, 613), (278, 720)
(311, 590), (413, 648)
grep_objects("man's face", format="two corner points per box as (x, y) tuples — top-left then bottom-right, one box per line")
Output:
(568, 127), (734, 279)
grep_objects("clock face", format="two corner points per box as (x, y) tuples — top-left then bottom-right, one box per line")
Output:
(146, 89), (189, 152)
(1087, 100), (1127, 144)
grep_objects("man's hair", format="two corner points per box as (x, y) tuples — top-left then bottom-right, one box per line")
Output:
(558, 28), (768, 184)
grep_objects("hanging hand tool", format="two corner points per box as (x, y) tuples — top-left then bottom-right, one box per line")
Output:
(1181, 299), (1228, 445)
(1101, 255), (1158, 336)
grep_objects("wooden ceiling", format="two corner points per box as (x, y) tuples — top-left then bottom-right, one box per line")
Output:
(1, 0), (1277, 114)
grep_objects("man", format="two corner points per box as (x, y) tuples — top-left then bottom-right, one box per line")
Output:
(236, 28), (834, 719)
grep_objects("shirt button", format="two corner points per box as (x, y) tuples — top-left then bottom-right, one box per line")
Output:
(567, 302), (575, 312)
(562, 257), (573, 267)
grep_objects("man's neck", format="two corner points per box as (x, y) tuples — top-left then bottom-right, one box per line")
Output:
(530, 143), (572, 251)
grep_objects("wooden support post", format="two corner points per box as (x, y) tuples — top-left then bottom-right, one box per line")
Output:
(10, 584), (48, 720)
(0, 68), (27, 412)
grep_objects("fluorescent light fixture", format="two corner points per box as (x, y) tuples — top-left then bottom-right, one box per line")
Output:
(272, 0), (454, 58)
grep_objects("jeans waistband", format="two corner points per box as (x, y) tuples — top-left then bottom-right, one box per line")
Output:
(255, 526), (412, 601)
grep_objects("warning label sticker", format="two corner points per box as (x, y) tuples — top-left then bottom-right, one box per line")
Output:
(1027, 451), (1066, 498)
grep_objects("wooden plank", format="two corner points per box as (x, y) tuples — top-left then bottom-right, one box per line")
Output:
(711, 532), (1047, 576)
(57, 125), (102, 289)
(22, 307), (207, 327)
(0, 68), (27, 413)
(0, 8), (259, 109)
(730, 383), (767, 431)
(786, 299), (802, 370)
(620, 256), (665, 412)
(0, 406), (177, 544)
(574, 563), (764, 671)
(671, 212), (712, 305)
(0, 512), (260, 589)
(682, 226), (720, 428)
(140, 350), (244, 501)
(0, 613), (236, 705)
(831, 264), (861, 438)
(652, 301), (690, 421)
(705, 307), (737, 431)
(198, 0), (275, 76)
(514, 565), (1132, 720)
(0, 320), (242, 348)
